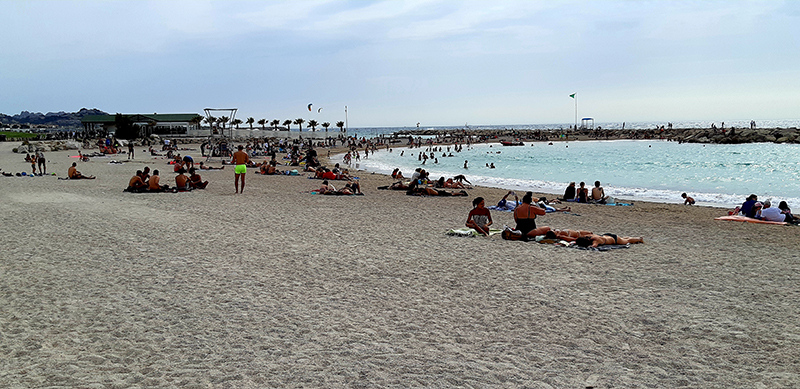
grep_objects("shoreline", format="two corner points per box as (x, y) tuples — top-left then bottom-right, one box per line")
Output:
(329, 141), (765, 210)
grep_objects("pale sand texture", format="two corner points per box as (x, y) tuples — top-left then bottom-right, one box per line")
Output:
(1, 142), (798, 388)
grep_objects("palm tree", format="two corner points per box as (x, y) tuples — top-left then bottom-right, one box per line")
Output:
(232, 118), (243, 129)
(283, 119), (292, 131)
(271, 119), (280, 131)
(322, 122), (331, 132)
(336, 121), (345, 132)
(218, 116), (229, 130)
(188, 115), (203, 131)
(246, 117), (255, 129)
(205, 115), (216, 128)
(257, 119), (267, 130)
(308, 119), (318, 132)
(293, 118), (305, 132)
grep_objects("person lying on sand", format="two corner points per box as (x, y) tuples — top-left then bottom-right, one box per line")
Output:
(198, 162), (224, 170)
(317, 180), (336, 194)
(495, 191), (519, 210)
(377, 181), (409, 190)
(406, 181), (467, 196)
(68, 162), (95, 179)
(435, 177), (468, 189)
(537, 197), (571, 213)
(575, 233), (644, 248)
(545, 229), (593, 242)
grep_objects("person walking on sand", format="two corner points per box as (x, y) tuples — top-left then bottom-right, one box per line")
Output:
(128, 142), (134, 160)
(232, 145), (250, 194)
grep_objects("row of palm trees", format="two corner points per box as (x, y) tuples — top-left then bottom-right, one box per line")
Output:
(201, 116), (346, 132)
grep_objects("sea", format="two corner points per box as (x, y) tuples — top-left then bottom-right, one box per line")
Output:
(328, 119), (800, 208)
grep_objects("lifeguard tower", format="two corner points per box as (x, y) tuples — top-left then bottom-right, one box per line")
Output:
(580, 117), (594, 130)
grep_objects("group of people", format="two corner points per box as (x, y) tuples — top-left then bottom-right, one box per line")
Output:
(379, 168), (472, 197)
(560, 181), (609, 204)
(732, 194), (796, 223)
(25, 150), (47, 175)
(467, 191), (643, 248)
(124, 165), (208, 193)
(314, 179), (362, 195)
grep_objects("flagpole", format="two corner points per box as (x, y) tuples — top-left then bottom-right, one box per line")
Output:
(570, 93), (577, 130)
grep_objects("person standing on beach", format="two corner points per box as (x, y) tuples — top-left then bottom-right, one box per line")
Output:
(232, 145), (250, 194)
(128, 142), (134, 160)
(36, 149), (46, 175)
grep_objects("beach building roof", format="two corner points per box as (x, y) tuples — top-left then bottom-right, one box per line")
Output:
(81, 113), (202, 124)
(81, 113), (203, 135)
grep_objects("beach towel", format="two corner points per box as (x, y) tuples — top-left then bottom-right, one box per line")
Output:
(714, 215), (788, 225)
(572, 243), (631, 251)
(446, 228), (502, 237)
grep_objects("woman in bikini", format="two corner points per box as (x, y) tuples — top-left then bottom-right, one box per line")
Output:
(575, 233), (644, 248)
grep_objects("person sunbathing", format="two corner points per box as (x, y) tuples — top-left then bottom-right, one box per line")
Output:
(67, 162), (95, 179)
(537, 198), (570, 213)
(148, 170), (170, 192)
(444, 178), (467, 189)
(324, 182), (361, 195)
(317, 180), (336, 194)
(406, 181), (467, 196)
(126, 170), (147, 192)
(378, 181), (409, 190)
(575, 233), (644, 248)
(198, 162), (224, 170)
(546, 229), (593, 242)
(189, 168), (209, 189)
(495, 191), (519, 210)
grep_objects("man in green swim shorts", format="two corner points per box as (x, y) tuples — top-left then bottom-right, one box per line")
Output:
(231, 145), (250, 194)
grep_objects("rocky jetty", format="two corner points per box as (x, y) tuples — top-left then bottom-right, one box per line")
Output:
(396, 127), (800, 144)
(13, 140), (83, 153)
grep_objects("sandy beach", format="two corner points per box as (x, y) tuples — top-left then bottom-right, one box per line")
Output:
(1, 140), (798, 388)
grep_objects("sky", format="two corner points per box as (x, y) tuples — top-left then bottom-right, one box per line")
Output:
(2, 0), (799, 127)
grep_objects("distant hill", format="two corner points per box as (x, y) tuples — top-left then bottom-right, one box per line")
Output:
(0, 108), (109, 128)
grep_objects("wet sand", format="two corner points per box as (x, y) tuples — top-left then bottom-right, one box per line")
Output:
(1, 141), (798, 388)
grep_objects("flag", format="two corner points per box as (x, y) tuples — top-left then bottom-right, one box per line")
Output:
(569, 93), (576, 99)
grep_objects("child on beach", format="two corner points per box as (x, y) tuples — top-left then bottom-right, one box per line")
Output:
(682, 193), (695, 205)
(466, 197), (492, 236)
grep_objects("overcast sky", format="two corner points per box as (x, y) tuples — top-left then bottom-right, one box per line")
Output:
(2, 0), (798, 127)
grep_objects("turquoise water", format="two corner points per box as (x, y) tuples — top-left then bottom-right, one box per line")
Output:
(349, 140), (800, 207)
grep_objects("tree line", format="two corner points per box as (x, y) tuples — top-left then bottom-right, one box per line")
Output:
(202, 116), (346, 132)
